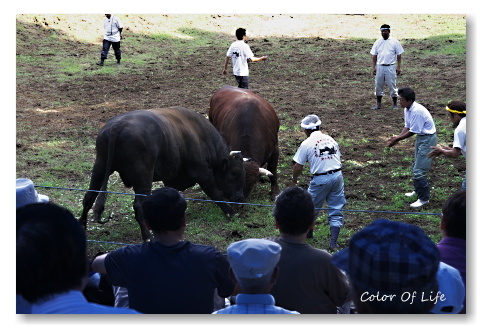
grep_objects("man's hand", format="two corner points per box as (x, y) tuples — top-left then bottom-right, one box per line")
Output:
(386, 136), (398, 147)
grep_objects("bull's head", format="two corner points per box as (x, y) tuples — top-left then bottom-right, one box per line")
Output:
(215, 151), (246, 203)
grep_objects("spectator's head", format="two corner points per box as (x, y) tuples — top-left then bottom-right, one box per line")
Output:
(332, 218), (440, 313)
(235, 28), (247, 40)
(227, 239), (281, 294)
(273, 186), (315, 236)
(16, 203), (87, 303)
(441, 190), (466, 240)
(141, 187), (187, 234)
(16, 178), (49, 209)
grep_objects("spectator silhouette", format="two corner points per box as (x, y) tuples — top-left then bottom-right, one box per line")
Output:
(16, 202), (139, 314)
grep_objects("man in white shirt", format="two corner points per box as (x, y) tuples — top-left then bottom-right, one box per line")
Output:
(428, 101), (466, 190)
(97, 14), (124, 66)
(291, 115), (345, 249)
(387, 87), (437, 207)
(222, 28), (268, 89)
(370, 24), (404, 110)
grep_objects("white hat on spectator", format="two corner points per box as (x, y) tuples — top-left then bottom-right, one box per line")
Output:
(227, 238), (281, 279)
(430, 262), (465, 314)
(16, 178), (49, 209)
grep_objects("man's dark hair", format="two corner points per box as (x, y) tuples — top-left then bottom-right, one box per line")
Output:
(235, 28), (246, 40)
(141, 187), (187, 233)
(273, 186), (315, 236)
(447, 100), (466, 118)
(442, 190), (466, 240)
(380, 24), (391, 30)
(398, 87), (416, 102)
(16, 203), (87, 303)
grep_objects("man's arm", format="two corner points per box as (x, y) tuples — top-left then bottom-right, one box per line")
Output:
(291, 163), (304, 184)
(249, 56), (268, 62)
(371, 54), (377, 75)
(222, 56), (230, 76)
(387, 127), (414, 147)
(396, 54), (402, 75)
(92, 253), (108, 274)
(428, 145), (462, 159)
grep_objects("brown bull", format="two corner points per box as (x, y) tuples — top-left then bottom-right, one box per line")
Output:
(209, 86), (280, 198)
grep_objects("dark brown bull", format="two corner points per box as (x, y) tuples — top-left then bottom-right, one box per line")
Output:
(79, 107), (245, 241)
(209, 86), (280, 198)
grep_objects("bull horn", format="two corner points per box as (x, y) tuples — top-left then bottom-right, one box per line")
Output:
(230, 151), (241, 155)
(243, 158), (252, 162)
(259, 168), (273, 176)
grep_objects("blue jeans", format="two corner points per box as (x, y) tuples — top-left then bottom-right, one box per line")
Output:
(101, 39), (121, 60)
(308, 171), (345, 228)
(235, 76), (249, 89)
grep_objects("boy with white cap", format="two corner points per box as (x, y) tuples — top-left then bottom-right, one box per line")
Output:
(213, 238), (299, 314)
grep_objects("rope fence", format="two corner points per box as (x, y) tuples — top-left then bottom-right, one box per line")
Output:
(34, 184), (442, 247)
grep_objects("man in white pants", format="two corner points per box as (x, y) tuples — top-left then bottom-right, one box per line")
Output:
(370, 24), (404, 110)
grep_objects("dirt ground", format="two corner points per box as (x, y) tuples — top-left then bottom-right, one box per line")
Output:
(16, 14), (466, 248)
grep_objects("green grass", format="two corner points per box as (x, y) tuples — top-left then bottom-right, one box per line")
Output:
(16, 14), (465, 257)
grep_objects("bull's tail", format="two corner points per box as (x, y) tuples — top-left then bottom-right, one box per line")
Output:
(93, 123), (121, 224)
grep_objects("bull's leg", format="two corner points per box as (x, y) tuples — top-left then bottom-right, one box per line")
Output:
(79, 161), (108, 230)
(132, 193), (153, 242)
(266, 146), (280, 197)
(122, 165), (155, 242)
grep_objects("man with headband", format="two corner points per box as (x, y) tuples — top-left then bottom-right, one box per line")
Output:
(291, 115), (346, 249)
(370, 24), (404, 110)
(428, 101), (467, 190)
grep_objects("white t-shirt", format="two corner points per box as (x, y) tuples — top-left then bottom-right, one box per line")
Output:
(370, 36), (404, 65)
(404, 102), (436, 135)
(103, 15), (123, 42)
(453, 117), (466, 158)
(226, 40), (254, 76)
(293, 131), (342, 174)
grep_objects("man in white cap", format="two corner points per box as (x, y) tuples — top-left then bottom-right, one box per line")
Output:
(213, 238), (299, 314)
(16, 178), (49, 209)
(291, 115), (345, 249)
(16, 177), (50, 313)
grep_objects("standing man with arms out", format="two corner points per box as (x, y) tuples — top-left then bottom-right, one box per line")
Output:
(387, 87), (437, 207)
(97, 14), (123, 66)
(222, 28), (268, 89)
(370, 24), (404, 110)
(428, 101), (466, 191)
(291, 115), (346, 249)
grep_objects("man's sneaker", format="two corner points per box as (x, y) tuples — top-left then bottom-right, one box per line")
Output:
(96, 61), (104, 66)
(405, 191), (416, 197)
(410, 199), (429, 208)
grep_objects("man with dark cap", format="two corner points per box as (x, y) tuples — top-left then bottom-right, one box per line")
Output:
(332, 218), (440, 313)
(370, 24), (404, 110)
